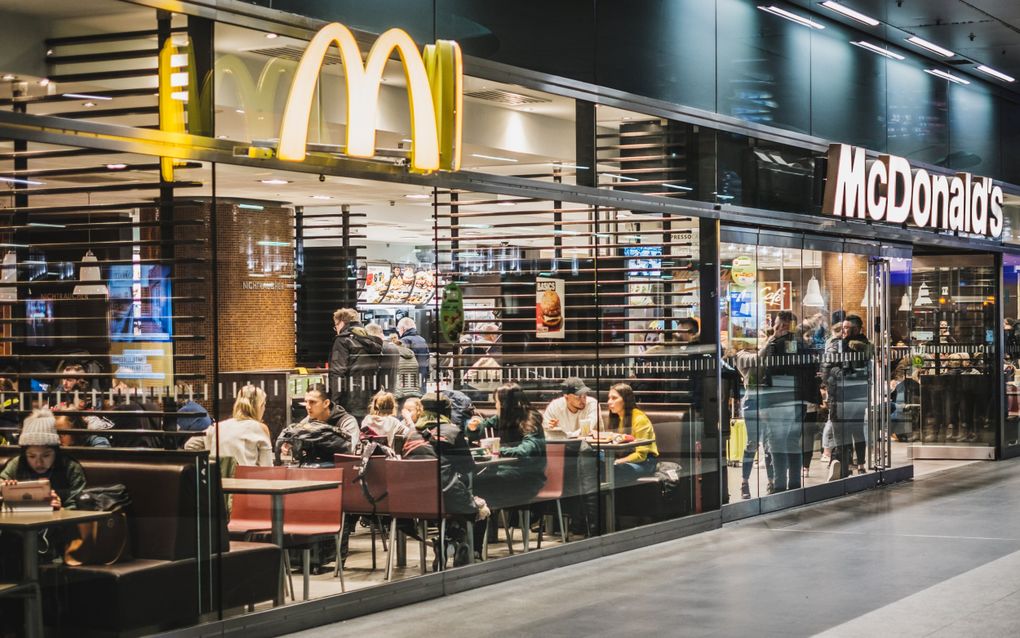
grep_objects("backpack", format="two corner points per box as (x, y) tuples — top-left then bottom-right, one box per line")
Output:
(442, 389), (474, 431)
(65, 484), (132, 566)
(278, 421), (352, 464)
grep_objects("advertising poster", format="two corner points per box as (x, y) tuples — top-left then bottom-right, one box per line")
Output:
(535, 277), (565, 339)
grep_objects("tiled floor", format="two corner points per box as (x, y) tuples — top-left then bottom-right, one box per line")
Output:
(287, 457), (1020, 637)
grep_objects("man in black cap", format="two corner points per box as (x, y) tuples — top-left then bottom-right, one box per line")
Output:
(542, 377), (604, 439)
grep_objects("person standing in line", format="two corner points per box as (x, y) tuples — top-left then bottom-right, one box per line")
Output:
(366, 323), (400, 393)
(330, 308), (384, 420)
(397, 317), (430, 387)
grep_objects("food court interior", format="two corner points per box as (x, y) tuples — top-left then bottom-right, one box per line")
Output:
(1, 0), (1019, 635)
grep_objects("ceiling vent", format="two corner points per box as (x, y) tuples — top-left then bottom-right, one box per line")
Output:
(464, 88), (550, 105)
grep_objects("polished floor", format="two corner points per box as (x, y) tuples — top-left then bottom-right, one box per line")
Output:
(287, 458), (1020, 637)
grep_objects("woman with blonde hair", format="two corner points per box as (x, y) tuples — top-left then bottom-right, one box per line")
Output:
(362, 390), (406, 448)
(186, 385), (272, 466)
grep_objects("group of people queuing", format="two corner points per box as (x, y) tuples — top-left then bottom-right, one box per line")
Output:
(731, 310), (872, 499)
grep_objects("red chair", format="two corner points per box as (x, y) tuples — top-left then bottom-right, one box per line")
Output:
(383, 458), (442, 577)
(227, 466), (284, 538)
(334, 453), (390, 571)
(283, 467), (345, 599)
(534, 441), (570, 547)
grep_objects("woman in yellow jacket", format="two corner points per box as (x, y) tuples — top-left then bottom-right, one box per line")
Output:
(607, 383), (659, 483)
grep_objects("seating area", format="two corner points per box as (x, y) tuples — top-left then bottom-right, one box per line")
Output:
(0, 448), (281, 637)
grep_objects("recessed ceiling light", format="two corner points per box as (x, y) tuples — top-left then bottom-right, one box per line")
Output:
(259, 179), (290, 185)
(906, 35), (954, 58)
(976, 64), (1015, 83)
(820, 1), (880, 27)
(105, 163), (128, 170)
(235, 109), (245, 114)
(403, 194), (431, 199)
(83, 102), (96, 108)
(1, 74), (14, 81)
(757, 5), (825, 29)
(265, 33), (278, 39)
(851, 41), (904, 60)
(310, 195), (333, 200)
(925, 68), (970, 85)
(38, 78), (50, 86)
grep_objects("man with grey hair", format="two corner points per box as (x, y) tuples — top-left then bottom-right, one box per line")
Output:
(365, 323), (400, 392)
(397, 316), (430, 385)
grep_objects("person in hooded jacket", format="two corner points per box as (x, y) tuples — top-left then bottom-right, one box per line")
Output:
(276, 385), (359, 465)
(397, 316), (430, 386)
(400, 392), (489, 567)
(329, 308), (384, 420)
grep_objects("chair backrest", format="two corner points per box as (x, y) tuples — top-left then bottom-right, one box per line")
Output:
(230, 466), (286, 529)
(283, 466), (343, 531)
(383, 458), (440, 519)
(537, 440), (568, 499)
(334, 453), (389, 514)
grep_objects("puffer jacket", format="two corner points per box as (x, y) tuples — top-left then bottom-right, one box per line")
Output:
(329, 321), (384, 418)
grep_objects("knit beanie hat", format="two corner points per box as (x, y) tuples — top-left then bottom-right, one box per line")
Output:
(20, 409), (60, 447)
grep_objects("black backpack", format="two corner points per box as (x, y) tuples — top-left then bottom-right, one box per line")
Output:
(278, 421), (352, 464)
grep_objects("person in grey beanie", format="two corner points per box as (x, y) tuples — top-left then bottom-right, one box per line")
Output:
(0, 408), (87, 509)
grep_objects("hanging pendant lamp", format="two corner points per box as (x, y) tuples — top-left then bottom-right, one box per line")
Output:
(802, 275), (824, 307)
(72, 250), (109, 297)
(914, 282), (933, 307)
(898, 290), (911, 312)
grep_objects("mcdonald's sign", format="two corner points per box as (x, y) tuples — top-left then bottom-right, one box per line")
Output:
(278, 23), (462, 173)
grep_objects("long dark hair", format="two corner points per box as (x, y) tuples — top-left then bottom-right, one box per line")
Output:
(608, 383), (638, 432)
(494, 383), (540, 442)
(8, 445), (73, 486)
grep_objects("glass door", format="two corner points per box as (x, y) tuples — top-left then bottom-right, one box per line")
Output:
(866, 258), (893, 472)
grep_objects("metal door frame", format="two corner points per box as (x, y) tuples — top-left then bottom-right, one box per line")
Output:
(866, 257), (893, 471)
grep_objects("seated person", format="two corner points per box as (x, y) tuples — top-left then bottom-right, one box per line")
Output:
(361, 391), (407, 449)
(1, 409), (87, 509)
(542, 377), (603, 438)
(607, 383), (659, 483)
(186, 384), (272, 466)
(276, 384), (358, 465)
(176, 399), (212, 433)
(54, 412), (112, 448)
(472, 383), (547, 510)
(400, 396), (424, 431)
(399, 393), (488, 567)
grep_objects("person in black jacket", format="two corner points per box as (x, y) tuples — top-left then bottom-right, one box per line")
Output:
(400, 393), (489, 567)
(397, 317), (430, 386)
(330, 308), (384, 420)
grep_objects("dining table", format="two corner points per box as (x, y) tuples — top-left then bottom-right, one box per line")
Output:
(220, 477), (341, 604)
(0, 507), (112, 638)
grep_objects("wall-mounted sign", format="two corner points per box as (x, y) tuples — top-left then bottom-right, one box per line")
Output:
(536, 278), (565, 339)
(278, 22), (462, 173)
(822, 144), (1003, 239)
(761, 281), (792, 311)
(731, 255), (756, 287)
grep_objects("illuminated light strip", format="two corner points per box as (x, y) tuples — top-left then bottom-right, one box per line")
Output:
(757, 5), (825, 29)
(976, 64), (1015, 83)
(278, 23), (445, 171)
(602, 173), (638, 181)
(62, 93), (112, 100)
(0, 176), (44, 185)
(906, 35), (954, 58)
(662, 183), (694, 191)
(851, 40), (904, 60)
(470, 153), (517, 163)
(239, 203), (264, 210)
(257, 240), (290, 247)
(820, 1), (879, 26)
(925, 68), (970, 85)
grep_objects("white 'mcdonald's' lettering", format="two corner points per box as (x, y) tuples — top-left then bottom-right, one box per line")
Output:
(822, 144), (1003, 239)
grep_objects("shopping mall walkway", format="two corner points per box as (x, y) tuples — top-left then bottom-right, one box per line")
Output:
(288, 461), (1020, 637)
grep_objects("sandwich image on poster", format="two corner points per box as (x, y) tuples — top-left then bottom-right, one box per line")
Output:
(536, 277), (565, 339)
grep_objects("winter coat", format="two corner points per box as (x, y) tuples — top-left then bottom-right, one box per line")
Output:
(329, 321), (384, 417)
(399, 328), (430, 381)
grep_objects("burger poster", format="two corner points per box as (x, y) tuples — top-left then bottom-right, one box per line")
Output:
(535, 277), (565, 339)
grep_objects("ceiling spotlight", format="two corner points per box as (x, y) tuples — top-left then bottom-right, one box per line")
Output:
(259, 179), (291, 185)
(906, 35), (954, 58)
(403, 193), (431, 199)
(83, 102), (96, 108)
(265, 33), (278, 39)
(1, 74), (14, 81)
(310, 195), (334, 200)
(105, 163), (128, 170)
(820, 1), (879, 27)
(38, 78), (50, 86)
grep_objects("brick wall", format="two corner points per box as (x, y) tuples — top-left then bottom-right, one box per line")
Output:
(173, 201), (295, 390)
(821, 251), (871, 325)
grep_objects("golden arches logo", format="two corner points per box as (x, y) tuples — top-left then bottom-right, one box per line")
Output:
(278, 23), (462, 172)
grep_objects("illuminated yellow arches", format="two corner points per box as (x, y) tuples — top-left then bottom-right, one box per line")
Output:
(277, 23), (462, 172)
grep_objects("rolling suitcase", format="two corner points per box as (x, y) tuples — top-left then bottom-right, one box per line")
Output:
(727, 419), (747, 467)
